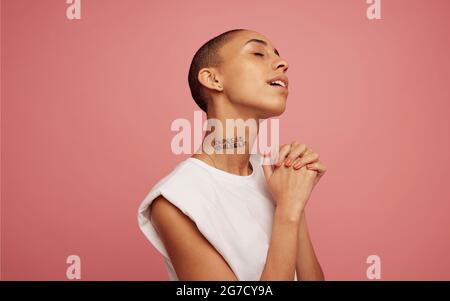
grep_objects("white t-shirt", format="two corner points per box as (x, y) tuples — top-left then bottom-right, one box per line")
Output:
(137, 153), (298, 280)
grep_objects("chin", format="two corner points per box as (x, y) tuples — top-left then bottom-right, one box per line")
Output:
(258, 101), (286, 119)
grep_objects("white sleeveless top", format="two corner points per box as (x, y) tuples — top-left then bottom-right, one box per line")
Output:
(137, 153), (298, 280)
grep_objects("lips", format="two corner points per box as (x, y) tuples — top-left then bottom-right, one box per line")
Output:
(267, 75), (289, 89)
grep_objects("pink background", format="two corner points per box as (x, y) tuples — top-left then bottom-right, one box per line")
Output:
(1, 0), (450, 280)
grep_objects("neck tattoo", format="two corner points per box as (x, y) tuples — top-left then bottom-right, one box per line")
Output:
(212, 136), (246, 151)
(201, 136), (247, 170)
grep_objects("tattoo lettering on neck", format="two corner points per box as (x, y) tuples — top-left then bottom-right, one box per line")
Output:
(213, 136), (245, 151)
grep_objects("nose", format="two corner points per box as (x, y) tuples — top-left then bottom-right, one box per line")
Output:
(273, 57), (289, 72)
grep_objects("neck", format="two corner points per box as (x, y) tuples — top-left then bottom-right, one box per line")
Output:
(193, 101), (261, 176)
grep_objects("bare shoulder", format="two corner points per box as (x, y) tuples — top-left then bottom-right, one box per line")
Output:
(149, 195), (238, 280)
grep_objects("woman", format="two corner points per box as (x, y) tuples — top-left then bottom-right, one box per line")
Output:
(137, 29), (327, 280)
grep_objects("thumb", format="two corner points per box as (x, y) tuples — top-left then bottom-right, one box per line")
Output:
(262, 151), (273, 180)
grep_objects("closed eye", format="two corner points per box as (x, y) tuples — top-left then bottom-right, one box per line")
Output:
(253, 52), (264, 57)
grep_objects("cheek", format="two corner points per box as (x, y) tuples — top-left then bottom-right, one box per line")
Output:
(222, 64), (286, 112)
(226, 69), (266, 99)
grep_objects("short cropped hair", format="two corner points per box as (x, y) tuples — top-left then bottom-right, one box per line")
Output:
(188, 29), (244, 113)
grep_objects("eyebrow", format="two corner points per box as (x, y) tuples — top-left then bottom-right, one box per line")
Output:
(243, 38), (280, 56)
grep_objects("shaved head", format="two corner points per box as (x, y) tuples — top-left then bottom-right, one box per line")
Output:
(188, 29), (245, 113)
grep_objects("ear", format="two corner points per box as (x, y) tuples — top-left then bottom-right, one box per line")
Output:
(198, 68), (223, 92)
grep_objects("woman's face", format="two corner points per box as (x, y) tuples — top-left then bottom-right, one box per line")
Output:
(217, 30), (289, 119)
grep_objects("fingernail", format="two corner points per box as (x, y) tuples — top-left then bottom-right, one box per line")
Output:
(285, 159), (291, 166)
(293, 162), (301, 169)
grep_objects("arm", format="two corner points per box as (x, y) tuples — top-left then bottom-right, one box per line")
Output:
(271, 142), (327, 280)
(295, 210), (324, 280)
(150, 196), (301, 280)
(150, 195), (237, 280)
(259, 204), (300, 280)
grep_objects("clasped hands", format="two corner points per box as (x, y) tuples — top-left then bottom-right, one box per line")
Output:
(262, 142), (327, 213)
